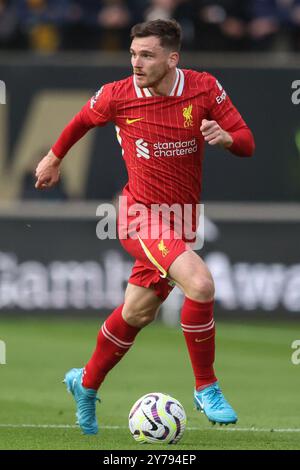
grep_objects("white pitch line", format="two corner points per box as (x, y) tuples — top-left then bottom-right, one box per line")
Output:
(188, 427), (300, 433)
(0, 424), (300, 433)
(0, 424), (122, 430)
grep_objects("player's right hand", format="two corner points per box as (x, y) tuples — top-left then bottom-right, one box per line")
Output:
(35, 150), (61, 190)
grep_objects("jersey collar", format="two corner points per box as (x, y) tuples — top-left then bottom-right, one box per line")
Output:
(133, 68), (185, 98)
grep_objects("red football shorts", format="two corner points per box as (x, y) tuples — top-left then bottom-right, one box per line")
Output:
(118, 192), (190, 300)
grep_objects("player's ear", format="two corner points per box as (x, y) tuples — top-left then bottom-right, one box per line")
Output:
(168, 51), (179, 69)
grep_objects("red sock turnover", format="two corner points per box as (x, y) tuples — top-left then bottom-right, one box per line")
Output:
(83, 304), (140, 390)
(181, 297), (217, 390)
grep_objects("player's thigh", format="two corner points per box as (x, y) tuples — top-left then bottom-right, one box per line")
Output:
(123, 283), (162, 322)
(168, 249), (214, 297)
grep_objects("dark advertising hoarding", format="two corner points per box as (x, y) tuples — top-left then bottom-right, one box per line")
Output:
(0, 214), (299, 319)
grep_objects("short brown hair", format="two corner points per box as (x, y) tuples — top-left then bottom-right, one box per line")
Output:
(130, 19), (182, 51)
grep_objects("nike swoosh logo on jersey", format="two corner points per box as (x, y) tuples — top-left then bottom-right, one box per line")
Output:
(126, 117), (144, 124)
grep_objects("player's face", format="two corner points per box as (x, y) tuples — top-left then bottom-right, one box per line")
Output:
(130, 36), (178, 89)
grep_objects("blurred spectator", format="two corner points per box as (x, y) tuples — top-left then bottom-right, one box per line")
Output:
(0, 0), (23, 49)
(17, 0), (70, 52)
(290, 0), (300, 50)
(63, 0), (140, 51)
(143, 0), (194, 47)
(97, 0), (134, 50)
(194, 0), (300, 51)
(249, 0), (281, 49)
(61, 0), (106, 50)
(144, 0), (174, 20)
(194, 1), (252, 51)
(250, 0), (300, 51)
(1, 0), (300, 52)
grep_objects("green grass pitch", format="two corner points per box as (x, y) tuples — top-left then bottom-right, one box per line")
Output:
(0, 317), (299, 450)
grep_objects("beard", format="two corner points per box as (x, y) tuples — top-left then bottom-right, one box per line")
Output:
(141, 66), (170, 88)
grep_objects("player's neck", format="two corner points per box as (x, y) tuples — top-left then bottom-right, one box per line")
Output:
(149, 68), (177, 97)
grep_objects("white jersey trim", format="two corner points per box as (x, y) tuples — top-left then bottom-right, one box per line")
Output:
(177, 68), (185, 96)
(170, 68), (180, 96)
(133, 74), (143, 97)
(143, 87), (152, 97)
(133, 68), (185, 98)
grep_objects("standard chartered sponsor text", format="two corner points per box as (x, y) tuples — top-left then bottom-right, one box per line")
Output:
(153, 138), (197, 157)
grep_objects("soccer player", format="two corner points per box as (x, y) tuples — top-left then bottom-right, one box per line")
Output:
(35, 19), (255, 434)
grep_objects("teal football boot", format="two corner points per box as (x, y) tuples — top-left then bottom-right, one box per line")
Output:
(194, 382), (237, 425)
(64, 368), (100, 434)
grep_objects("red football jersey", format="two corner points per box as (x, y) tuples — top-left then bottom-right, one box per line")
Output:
(78, 69), (250, 208)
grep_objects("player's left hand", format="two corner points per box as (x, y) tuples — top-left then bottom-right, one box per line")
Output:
(200, 119), (233, 148)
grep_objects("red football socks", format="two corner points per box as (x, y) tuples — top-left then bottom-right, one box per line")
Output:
(181, 297), (217, 390)
(82, 305), (140, 390)
(83, 298), (217, 391)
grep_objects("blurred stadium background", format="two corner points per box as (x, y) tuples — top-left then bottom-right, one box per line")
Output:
(1, 0), (300, 450)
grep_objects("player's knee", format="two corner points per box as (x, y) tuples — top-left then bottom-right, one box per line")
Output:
(185, 276), (215, 302)
(122, 304), (158, 328)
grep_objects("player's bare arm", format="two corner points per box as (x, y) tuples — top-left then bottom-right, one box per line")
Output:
(35, 150), (61, 190)
(200, 118), (233, 148)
